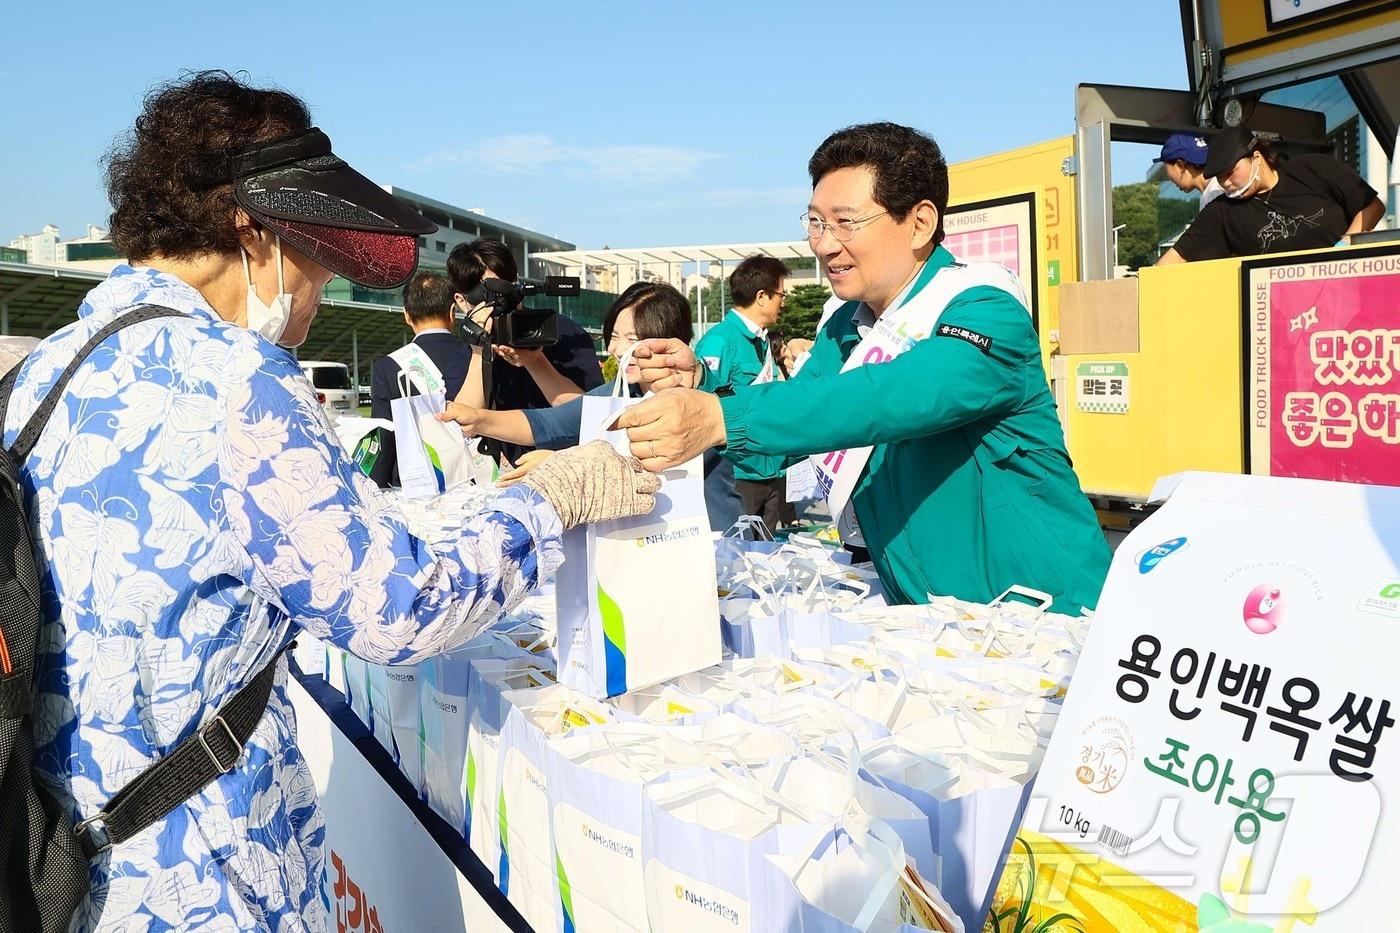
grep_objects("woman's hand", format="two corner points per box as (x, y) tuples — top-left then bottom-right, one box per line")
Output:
(438, 401), (487, 437)
(497, 449), (554, 487)
(494, 345), (548, 369)
(520, 441), (662, 529)
(630, 338), (703, 392)
(782, 337), (813, 372)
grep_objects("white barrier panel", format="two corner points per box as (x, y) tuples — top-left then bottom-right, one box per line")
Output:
(290, 676), (515, 933)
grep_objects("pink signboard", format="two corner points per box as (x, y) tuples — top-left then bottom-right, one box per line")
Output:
(942, 191), (1039, 330)
(1245, 247), (1400, 484)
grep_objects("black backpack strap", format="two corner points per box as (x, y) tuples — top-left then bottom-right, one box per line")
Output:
(0, 304), (289, 858)
(6, 305), (186, 462)
(0, 305), (189, 712)
(0, 363), (23, 440)
(76, 646), (289, 858)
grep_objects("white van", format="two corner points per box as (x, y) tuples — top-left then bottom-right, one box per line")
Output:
(299, 361), (357, 423)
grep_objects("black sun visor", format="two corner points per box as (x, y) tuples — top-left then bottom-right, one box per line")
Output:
(220, 128), (437, 288)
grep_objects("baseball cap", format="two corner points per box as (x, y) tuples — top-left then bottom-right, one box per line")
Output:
(216, 128), (438, 288)
(1203, 126), (1259, 180)
(1153, 132), (1210, 166)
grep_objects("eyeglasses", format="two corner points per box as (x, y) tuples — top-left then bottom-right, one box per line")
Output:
(800, 210), (889, 242)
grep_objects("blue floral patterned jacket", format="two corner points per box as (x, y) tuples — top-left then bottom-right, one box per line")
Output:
(4, 266), (562, 932)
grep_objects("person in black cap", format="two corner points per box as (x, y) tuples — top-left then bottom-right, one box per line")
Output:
(1159, 125), (1384, 264)
(4, 70), (659, 932)
(1154, 131), (1224, 209)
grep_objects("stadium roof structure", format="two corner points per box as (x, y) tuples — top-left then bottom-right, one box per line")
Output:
(0, 260), (412, 376)
(531, 240), (819, 275)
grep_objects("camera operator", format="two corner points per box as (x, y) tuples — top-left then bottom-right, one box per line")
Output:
(448, 239), (603, 462)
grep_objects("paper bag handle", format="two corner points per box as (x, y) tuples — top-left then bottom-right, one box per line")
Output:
(723, 515), (775, 541)
(786, 815), (906, 933)
(610, 341), (641, 398)
(989, 584), (1054, 613)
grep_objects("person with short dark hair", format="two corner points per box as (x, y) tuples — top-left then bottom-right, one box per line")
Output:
(8, 70), (658, 932)
(445, 237), (517, 302)
(440, 283), (743, 531)
(1154, 131), (1224, 208)
(614, 121), (1110, 615)
(447, 239), (603, 463)
(694, 255), (796, 531)
(367, 269), (472, 486)
(1158, 125), (1384, 264)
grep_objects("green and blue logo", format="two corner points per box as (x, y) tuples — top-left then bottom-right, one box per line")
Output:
(423, 442), (448, 493)
(598, 583), (628, 697)
(496, 788), (510, 893)
(557, 854), (576, 933)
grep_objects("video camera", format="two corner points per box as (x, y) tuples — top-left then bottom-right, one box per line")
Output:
(464, 275), (581, 349)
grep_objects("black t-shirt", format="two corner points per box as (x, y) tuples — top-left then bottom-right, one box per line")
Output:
(485, 313), (603, 462)
(1173, 153), (1378, 262)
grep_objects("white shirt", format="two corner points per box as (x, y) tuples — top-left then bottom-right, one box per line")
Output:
(1200, 177), (1226, 209)
(732, 308), (768, 340)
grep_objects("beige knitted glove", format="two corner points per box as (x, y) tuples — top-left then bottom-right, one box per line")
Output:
(522, 440), (663, 530)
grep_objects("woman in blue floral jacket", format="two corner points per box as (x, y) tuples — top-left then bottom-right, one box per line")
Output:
(3, 71), (658, 932)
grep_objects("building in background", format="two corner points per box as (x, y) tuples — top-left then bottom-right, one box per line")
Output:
(531, 241), (821, 337)
(7, 224), (121, 271)
(2, 188), (623, 387)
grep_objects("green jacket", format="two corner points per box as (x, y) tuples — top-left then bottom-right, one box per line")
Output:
(695, 310), (786, 481)
(717, 247), (1109, 614)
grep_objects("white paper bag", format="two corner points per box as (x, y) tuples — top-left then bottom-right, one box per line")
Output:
(290, 634), (327, 679)
(464, 657), (557, 868)
(548, 725), (696, 933)
(343, 653), (372, 728)
(496, 685), (613, 932)
(641, 771), (824, 932)
(383, 663), (423, 791)
(390, 373), (472, 499)
(465, 436), (500, 487)
(734, 691), (891, 749)
(749, 753), (936, 881)
(608, 683), (726, 725)
(771, 819), (963, 933)
(419, 652), (473, 828)
(364, 664), (397, 756)
(324, 643), (348, 696)
(555, 352), (721, 697)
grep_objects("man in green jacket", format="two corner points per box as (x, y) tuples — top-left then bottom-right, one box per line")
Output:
(616, 122), (1109, 614)
(695, 254), (797, 532)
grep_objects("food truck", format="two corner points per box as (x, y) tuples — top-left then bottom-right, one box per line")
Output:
(942, 0), (1399, 522)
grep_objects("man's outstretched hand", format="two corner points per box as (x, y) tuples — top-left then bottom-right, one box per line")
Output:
(612, 388), (727, 471)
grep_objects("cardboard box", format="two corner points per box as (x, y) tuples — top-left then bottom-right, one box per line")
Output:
(995, 471), (1400, 930)
(1058, 278), (1140, 354)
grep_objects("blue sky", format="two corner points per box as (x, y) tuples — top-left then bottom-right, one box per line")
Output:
(2, 0), (1189, 250)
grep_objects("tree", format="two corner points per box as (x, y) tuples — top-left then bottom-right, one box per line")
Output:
(772, 283), (830, 342)
(687, 278), (726, 330)
(1111, 182), (1161, 270)
(690, 275), (829, 342)
(1157, 196), (1198, 249)
(1112, 182), (1210, 269)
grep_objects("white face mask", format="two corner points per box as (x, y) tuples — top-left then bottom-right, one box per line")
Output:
(1226, 155), (1260, 200)
(241, 236), (296, 346)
